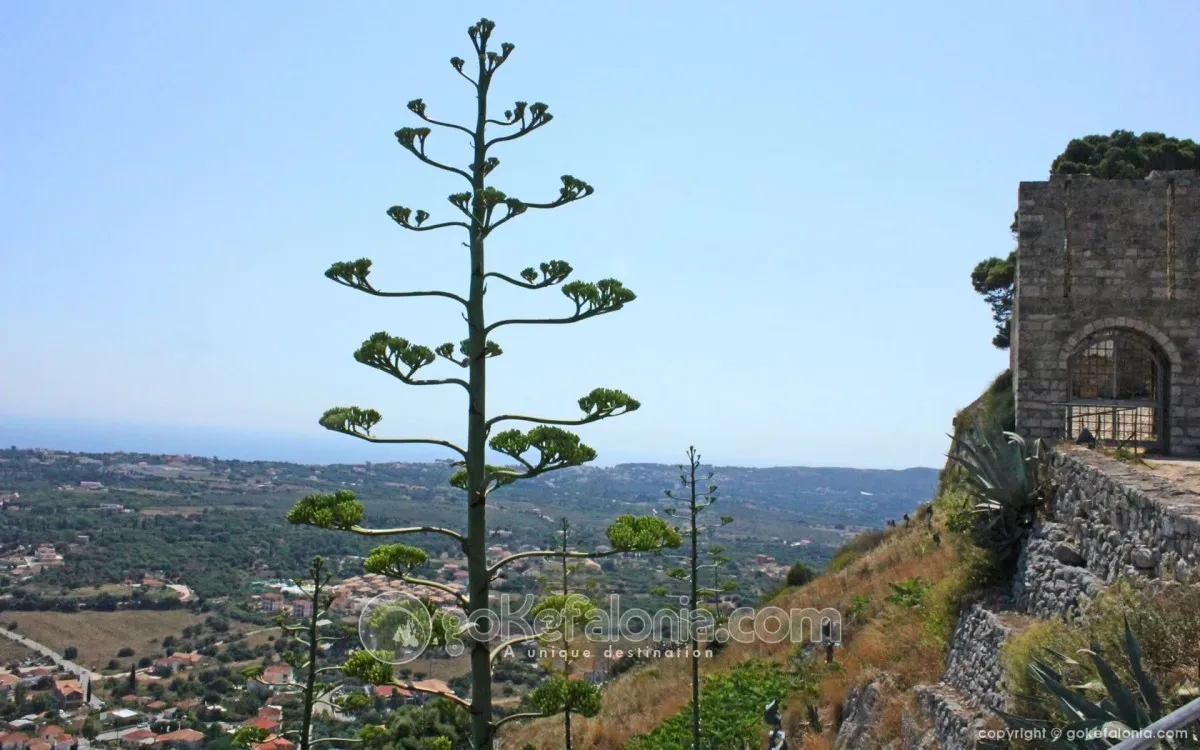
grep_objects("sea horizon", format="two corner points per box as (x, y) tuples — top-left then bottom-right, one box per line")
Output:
(0, 414), (936, 472)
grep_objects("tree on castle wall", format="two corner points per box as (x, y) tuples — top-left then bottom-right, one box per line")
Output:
(285, 18), (680, 749)
(972, 130), (1199, 350)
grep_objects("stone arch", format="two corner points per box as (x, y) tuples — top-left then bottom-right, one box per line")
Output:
(1059, 317), (1179, 450)
(1058, 317), (1182, 373)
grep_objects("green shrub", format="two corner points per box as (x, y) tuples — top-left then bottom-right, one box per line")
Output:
(921, 545), (999, 651)
(626, 660), (798, 749)
(786, 562), (817, 587)
(982, 369), (1014, 433)
(933, 488), (974, 538)
(885, 577), (930, 608)
(990, 618), (1200, 748)
(848, 594), (871, 624)
(1003, 580), (1200, 723)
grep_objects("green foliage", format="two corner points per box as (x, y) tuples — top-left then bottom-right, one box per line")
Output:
(231, 726), (269, 748)
(560, 278), (636, 315)
(354, 332), (438, 379)
(530, 593), (596, 630)
(921, 545), (1000, 651)
(528, 675), (602, 717)
(576, 387), (640, 419)
(848, 594), (872, 624)
(286, 489), (365, 530)
(1051, 130), (1198, 178)
(786, 561), (817, 587)
(982, 369), (1015, 434)
(828, 529), (886, 572)
(971, 253), (1015, 349)
(991, 618), (1199, 748)
(606, 514), (682, 551)
(935, 489), (975, 537)
(318, 406), (383, 437)
(343, 650), (394, 685)
(366, 698), (472, 749)
(489, 426), (597, 473)
(1004, 581), (1200, 721)
(626, 660), (798, 749)
(885, 577), (930, 608)
(947, 424), (1051, 574)
(363, 544), (429, 576)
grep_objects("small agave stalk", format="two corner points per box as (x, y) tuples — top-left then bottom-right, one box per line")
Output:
(660, 446), (734, 750)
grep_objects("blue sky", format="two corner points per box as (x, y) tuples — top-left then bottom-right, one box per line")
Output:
(2, 2), (1197, 470)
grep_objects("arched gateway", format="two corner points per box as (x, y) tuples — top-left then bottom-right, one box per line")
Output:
(1011, 172), (1198, 456)
(1063, 328), (1168, 451)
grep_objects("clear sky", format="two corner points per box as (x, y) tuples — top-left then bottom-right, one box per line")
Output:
(2, 2), (1197, 470)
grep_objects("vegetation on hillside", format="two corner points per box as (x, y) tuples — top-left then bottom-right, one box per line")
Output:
(999, 581), (1200, 747)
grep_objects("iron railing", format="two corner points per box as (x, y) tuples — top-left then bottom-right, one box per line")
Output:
(1058, 401), (1160, 450)
(1111, 695), (1200, 748)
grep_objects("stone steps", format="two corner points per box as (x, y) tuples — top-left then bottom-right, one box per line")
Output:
(941, 603), (1030, 713)
(910, 682), (993, 750)
(899, 603), (1032, 748)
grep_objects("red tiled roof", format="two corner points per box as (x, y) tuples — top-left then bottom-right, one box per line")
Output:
(156, 728), (204, 742)
(373, 684), (413, 698)
(242, 716), (279, 731)
(53, 678), (83, 697)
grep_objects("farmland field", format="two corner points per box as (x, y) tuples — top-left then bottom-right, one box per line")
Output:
(0, 635), (35, 665)
(6, 610), (208, 671)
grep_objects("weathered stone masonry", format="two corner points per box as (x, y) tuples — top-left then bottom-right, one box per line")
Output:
(899, 448), (1200, 748)
(1012, 171), (1200, 455)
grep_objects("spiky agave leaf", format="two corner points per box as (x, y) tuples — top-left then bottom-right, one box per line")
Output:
(946, 421), (1049, 563)
(1123, 616), (1164, 719)
(1088, 640), (1149, 729)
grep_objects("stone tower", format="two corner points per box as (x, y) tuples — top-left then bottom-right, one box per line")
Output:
(1012, 170), (1200, 455)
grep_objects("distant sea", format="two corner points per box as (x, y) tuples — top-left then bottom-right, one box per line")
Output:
(0, 415), (446, 466)
(0, 415), (935, 471)
(0, 415), (687, 467)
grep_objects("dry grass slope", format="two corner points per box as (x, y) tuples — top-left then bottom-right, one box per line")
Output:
(7, 610), (207, 670)
(503, 517), (962, 749)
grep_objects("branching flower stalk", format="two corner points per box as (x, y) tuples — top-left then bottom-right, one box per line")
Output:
(287, 19), (679, 748)
(662, 447), (734, 750)
(519, 518), (604, 750)
(239, 557), (361, 749)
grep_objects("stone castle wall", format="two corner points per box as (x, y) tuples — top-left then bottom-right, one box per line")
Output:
(1012, 171), (1200, 455)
